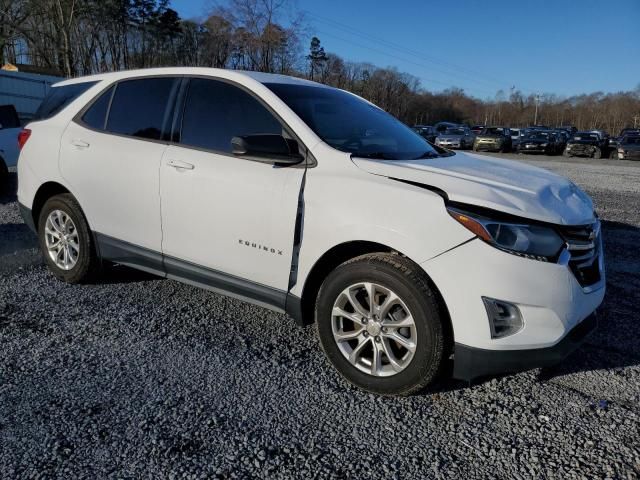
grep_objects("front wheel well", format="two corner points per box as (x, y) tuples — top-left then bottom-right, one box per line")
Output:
(31, 182), (71, 230)
(297, 242), (453, 354)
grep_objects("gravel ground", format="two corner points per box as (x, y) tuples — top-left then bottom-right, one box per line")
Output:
(1, 155), (639, 479)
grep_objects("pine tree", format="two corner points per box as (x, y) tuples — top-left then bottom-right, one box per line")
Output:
(307, 36), (327, 81)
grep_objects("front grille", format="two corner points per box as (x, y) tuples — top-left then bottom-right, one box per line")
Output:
(558, 222), (601, 288)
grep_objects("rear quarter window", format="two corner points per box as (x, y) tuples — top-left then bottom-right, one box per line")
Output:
(34, 81), (98, 120)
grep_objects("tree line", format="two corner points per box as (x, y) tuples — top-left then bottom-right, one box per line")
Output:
(2, 0), (639, 133)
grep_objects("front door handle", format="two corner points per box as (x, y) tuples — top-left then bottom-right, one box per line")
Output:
(167, 159), (195, 170)
(71, 139), (90, 149)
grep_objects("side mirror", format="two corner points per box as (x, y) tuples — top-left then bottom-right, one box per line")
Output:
(231, 134), (303, 165)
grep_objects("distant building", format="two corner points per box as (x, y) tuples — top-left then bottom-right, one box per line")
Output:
(0, 66), (63, 123)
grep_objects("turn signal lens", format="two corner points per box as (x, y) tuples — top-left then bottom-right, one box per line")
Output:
(18, 129), (32, 150)
(447, 210), (493, 242)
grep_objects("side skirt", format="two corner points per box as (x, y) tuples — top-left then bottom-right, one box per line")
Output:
(95, 232), (289, 314)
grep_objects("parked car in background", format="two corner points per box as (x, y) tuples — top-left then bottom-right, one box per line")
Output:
(517, 130), (562, 155)
(509, 128), (522, 146)
(473, 127), (512, 152)
(616, 135), (640, 160)
(434, 121), (460, 134)
(564, 131), (609, 158)
(435, 126), (475, 149)
(0, 104), (22, 183)
(608, 128), (640, 157)
(556, 126), (577, 136)
(412, 125), (437, 143)
(553, 129), (570, 151)
(17, 67), (604, 394)
(471, 125), (485, 135)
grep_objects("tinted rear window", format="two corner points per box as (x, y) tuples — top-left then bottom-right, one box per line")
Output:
(81, 86), (115, 130)
(106, 78), (177, 140)
(35, 81), (98, 120)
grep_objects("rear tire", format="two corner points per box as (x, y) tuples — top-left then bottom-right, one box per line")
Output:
(38, 194), (99, 284)
(315, 253), (446, 395)
(592, 148), (602, 159)
(609, 150), (618, 160)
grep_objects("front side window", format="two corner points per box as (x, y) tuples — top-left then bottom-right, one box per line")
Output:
(179, 78), (282, 153)
(35, 81), (98, 120)
(265, 83), (439, 159)
(106, 78), (177, 140)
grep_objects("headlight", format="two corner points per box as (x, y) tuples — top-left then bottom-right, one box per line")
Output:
(447, 207), (564, 261)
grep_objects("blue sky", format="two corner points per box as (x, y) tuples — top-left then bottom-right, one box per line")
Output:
(171, 0), (640, 99)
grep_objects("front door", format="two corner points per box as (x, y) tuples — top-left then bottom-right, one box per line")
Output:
(159, 77), (305, 303)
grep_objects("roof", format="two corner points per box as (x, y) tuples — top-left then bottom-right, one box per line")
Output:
(54, 67), (327, 88)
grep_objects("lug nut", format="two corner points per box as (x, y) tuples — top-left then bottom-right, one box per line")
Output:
(382, 327), (388, 333)
(362, 318), (368, 324)
(375, 336), (381, 342)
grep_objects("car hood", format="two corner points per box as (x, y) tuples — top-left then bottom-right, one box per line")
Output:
(476, 134), (504, 140)
(352, 151), (595, 225)
(437, 134), (466, 140)
(520, 139), (549, 145)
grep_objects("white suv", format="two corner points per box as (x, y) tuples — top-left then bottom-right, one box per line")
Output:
(17, 68), (604, 394)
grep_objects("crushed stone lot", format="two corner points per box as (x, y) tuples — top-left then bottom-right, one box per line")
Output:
(1, 154), (639, 479)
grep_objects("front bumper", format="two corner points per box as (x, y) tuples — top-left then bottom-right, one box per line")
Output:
(421, 237), (605, 379)
(453, 311), (597, 381)
(475, 142), (502, 151)
(518, 145), (548, 154)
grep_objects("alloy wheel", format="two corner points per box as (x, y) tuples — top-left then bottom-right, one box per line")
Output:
(44, 209), (80, 271)
(331, 282), (417, 377)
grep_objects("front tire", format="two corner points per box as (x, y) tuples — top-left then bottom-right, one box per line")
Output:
(592, 147), (602, 159)
(315, 253), (446, 395)
(38, 194), (99, 283)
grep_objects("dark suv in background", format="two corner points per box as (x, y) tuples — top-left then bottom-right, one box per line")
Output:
(473, 127), (512, 152)
(517, 130), (563, 155)
(564, 131), (609, 158)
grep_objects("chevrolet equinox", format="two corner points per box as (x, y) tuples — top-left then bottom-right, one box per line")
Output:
(17, 68), (604, 394)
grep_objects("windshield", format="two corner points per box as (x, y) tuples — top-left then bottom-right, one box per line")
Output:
(265, 83), (439, 160)
(572, 133), (598, 141)
(482, 128), (504, 135)
(526, 132), (550, 140)
(622, 136), (640, 145)
(443, 128), (466, 135)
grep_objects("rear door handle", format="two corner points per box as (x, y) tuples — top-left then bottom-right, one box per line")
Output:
(71, 139), (90, 149)
(167, 159), (195, 170)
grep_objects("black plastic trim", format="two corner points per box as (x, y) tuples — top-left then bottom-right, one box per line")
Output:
(19, 203), (36, 233)
(453, 311), (598, 382)
(163, 255), (287, 312)
(95, 233), (165, 277)
(94, 233), (290, 314)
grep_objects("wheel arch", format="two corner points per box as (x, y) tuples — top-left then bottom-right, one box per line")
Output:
(292, 240), (454, 354)
(31, 181), (73, 231)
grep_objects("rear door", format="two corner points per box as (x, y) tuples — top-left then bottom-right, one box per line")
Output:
(60, 77), (179, 264)
(159, 77), (305, 301)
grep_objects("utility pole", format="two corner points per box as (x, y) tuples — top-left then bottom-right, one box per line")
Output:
(634, 115), (640, 129)
(533, 94), (540, 125)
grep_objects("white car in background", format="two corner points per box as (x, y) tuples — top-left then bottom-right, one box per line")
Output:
(17, 68), (604, 395)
